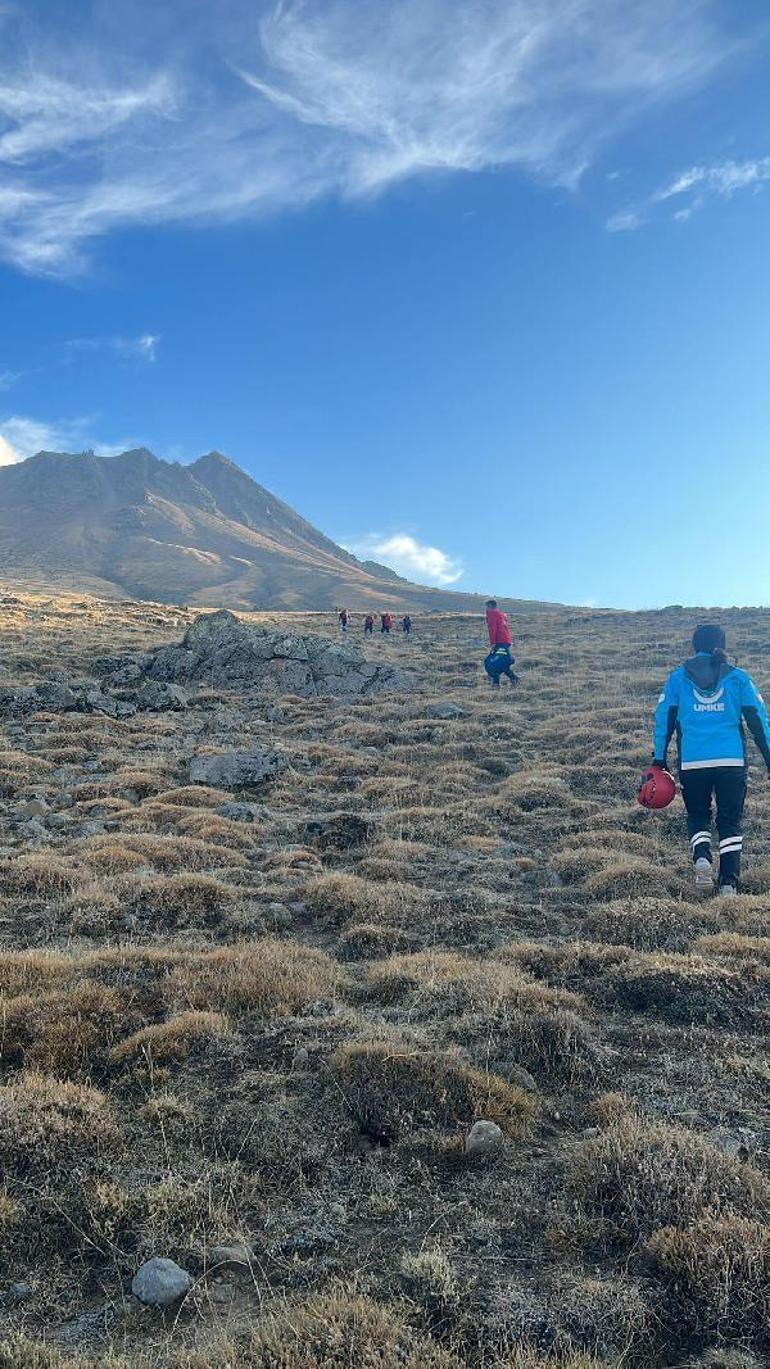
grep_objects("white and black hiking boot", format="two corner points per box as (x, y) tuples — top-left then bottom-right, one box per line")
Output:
(718, 882), (738, 898)
(694, 857), (715, 892)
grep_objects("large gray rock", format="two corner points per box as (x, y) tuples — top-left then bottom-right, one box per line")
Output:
(465, 1120), (504, 1157)
(190, 746), (288, 788)
(426, 702), (468, 720)
(139, 610), (412, 698)
(137, 682), (189, 711)
(131, 1257), (193, 1307)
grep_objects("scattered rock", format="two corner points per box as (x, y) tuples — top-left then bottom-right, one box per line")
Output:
(20, 797), (49, 819)
(303, 813), (373, 850)
(267, 902), (293, 928)
(3, 1282), (35, 1307)
(217, 801), (267, 822)
(505, 1064), (538, 1092)
(709, 1127), (755, 1162)
(426, 702), (468, 719)
(22, 818), (51, 845)
(0, 677), (187, 720)
(206, 1243), (254, 1272)
(190, 747), (289, 788)
(48, 812), (76, 831)
(131, 1257), (193, 1307)
(465, 1119), (505, 1157)
(137, 681), (189, 711)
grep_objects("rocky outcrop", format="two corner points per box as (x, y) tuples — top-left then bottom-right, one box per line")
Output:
(0, 611), (412, 720)
(140, 610), (413, 698)
(189, 746), (289, 788)
(0, 680), (189, 719)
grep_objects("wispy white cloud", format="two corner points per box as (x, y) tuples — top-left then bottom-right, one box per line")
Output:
(0, 368), (20, 391)
(654, 155), (770, 204)
(64, 333), (160, 362)
(0, 414), (137, 463)
(606, 208), (645, 233)
(347, 531), (463, 586)
(607, 154), (770, 231)
(0, 0), (732, 275)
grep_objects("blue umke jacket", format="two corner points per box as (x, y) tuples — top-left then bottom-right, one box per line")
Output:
(653, 651), (770, 772)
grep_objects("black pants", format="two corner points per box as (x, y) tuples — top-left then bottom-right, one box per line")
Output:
(680, 766), (746, 885)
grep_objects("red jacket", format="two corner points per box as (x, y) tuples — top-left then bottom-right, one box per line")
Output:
(486, 608), (512, 647)
(381, 613), (393, 628)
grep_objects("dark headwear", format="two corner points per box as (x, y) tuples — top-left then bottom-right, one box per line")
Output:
(486, 599), (497, 609)
(692, 624), (726, 654)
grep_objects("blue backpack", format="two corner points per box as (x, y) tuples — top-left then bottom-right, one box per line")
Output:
(485, 646), (512, 679)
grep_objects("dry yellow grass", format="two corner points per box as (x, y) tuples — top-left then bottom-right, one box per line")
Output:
(332, 1038), (539, 1142)
(72, 832), (249, 872)
(647, 1215), (769, 1349)
(569, 1114), (769, 1245)
(0, 1071), (118, 1179)
(109, 1010), (230, 1065)
(2, 591), (770, 1365)
(163, 939), (346, 1015)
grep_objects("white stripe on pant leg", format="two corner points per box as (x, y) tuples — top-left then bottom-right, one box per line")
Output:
(719, 837), (743, 850)
(681, 757), (745, 769)
(690, 831), (711, 847)
(718, 843), (743, 855)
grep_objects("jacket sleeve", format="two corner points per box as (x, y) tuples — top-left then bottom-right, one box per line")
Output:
(653, 672), (679, 765)
(740, 673), (770, 769)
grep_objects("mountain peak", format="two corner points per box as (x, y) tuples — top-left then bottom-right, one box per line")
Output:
(0, 447), (541, 613)
(192, 450), (234, 467)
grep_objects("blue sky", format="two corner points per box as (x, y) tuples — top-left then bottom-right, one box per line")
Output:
(2, 0), (770, 609)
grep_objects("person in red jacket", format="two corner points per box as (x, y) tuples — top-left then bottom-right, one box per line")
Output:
(380, 612), (393, 634)
(484, 599), (518, 688)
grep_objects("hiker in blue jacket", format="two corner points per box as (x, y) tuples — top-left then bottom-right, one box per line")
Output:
(652, 624), (770, 895)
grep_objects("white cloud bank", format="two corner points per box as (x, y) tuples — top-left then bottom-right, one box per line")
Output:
(0, 0), (731, 274)
(348, 532), (463, 586)
(0, 415), (135, 464)
(0, 434), (20, 465)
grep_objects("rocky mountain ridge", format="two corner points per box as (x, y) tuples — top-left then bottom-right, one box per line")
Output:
(0, 448), (553, 612)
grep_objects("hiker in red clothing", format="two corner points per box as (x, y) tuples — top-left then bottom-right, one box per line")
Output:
(484, 599), (518, 688)
(338, 608), (349, 633)
(364, 614), (374, 635)
(380, 612), (393, 634)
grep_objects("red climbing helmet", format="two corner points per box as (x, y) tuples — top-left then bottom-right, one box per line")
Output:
(637, 766), (676, 810)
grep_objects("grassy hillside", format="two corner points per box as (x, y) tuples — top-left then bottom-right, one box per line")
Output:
(0, 590), (767, 1368)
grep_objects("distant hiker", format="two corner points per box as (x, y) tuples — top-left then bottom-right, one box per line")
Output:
(652, 624), (770, 895)
(338, 608), (349, 633)
(364, 614), (374, 635)
(380, 612), (393, 634)
(402, 615), (412, 635)
(484, 599), (518, 688)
